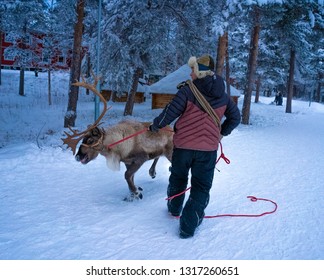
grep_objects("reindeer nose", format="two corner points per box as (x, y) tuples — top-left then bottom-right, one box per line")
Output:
(75, 155), (80, 161)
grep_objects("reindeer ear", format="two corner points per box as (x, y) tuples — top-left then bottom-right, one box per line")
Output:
(92, 127), (101, 136)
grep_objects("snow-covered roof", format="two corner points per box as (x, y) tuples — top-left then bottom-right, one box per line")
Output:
(136, 83), (147, 92)
(149, 65), (190, 94)
(230, 85), (242, 97)
(149, 64), (241, 97)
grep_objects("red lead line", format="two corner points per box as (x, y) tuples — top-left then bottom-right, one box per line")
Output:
(107, 128), (148, 149)
(166, 195), (278, 219)
(203, 196), (278, 219)
(106, 127), (173, 149)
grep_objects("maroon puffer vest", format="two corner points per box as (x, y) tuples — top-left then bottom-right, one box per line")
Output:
(173, 101), (226, 151)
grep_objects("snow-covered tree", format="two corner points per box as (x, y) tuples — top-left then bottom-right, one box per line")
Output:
(2, 0), (48, 95)
(257, 3), (288, 91)
(270, 0), (320, 113)
(0, 3), (6, 85)
(223, 1), (251, 90)
(98, 0), (212, 92)
(95, 0), (214, 115)
(303, 1), (324, 103)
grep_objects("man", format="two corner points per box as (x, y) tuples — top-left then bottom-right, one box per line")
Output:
(149, 54), (240, 238)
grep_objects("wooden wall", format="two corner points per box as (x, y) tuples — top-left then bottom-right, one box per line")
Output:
(151, 93), (239, 109)
(151, 93), (175, 109)
(101, 90), (145, 103)
(231, 96), (239, 105)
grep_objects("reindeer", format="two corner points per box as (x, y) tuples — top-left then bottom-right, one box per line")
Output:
(62, 75), (173, 201)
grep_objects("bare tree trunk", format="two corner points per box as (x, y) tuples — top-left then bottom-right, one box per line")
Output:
(241, 7), (260, 125)
(285, 48), (295, 113)
(124, 67), (142, 116)
(111, 91), (117, 102)
(64, 0), (85, 128)
(254, 76), (261, 103)
(225, 34), (231, 97)
(18, 21), (28, 96)
(86, 53), (91, 95)
(0, 30), (2, 86)
(19, 68), (25, 96)
(48, 69), (52, 105)
(315, 72), (322, 103)
(215, 32), (228, 76)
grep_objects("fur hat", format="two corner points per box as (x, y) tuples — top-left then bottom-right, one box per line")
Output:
(188, 54), (214, 79)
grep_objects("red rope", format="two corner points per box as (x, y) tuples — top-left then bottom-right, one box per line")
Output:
(166, 195), (277, 219)
(204, 196), (278, 219)
(216, 142), (230, 164)
(107, 128), (148, 149)
(106, 127), (173, 149)
(166, 187), (192, 201)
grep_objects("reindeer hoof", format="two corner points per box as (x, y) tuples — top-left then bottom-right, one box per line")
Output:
(123, 187), (143, 202)
(149, 170), (156, 179)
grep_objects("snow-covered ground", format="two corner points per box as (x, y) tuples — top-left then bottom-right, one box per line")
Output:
(0, 70), (323, 261)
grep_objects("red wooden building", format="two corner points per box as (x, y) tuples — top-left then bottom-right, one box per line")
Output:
(1, 31), (85, 71)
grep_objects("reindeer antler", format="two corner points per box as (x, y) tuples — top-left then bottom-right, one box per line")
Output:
(62, 72), (110, 155)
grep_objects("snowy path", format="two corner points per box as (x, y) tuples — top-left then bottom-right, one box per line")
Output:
(1, 100), (323, 260)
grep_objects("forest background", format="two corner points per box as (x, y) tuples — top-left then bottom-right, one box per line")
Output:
(0, 0), (323, 128)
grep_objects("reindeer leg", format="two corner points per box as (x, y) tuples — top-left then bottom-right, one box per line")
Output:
(123, 157), (147, 201)
(149, 157), (159, 179)
(166, 147), (173, 173)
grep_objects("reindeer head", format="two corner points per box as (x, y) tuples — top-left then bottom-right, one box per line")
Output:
(75, 126), (105, 164)
(62, 73), (110, 156)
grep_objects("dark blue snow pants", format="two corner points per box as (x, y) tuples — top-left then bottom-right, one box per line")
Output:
(167, 148), (217, 236)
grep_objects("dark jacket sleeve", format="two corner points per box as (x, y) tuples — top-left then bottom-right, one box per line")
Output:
(152, 87), (188, 129)
(221, 97), (241, 136)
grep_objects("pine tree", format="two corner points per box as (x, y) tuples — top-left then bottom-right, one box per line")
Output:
(3, 0), (47, 96)
(98, 0), (212, 115)
(257, 3), (288, 91)
(225, 1), (251, 91)
(265, 0), (317, 112)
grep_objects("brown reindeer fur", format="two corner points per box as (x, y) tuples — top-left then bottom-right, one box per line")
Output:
(75, 120), (173, 201)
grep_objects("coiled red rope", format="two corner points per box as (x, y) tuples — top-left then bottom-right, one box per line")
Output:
(166, 193), (277, 219)
(204, 196), (278, 219)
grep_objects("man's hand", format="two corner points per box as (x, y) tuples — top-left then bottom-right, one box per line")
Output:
(148, 124), (159, 132)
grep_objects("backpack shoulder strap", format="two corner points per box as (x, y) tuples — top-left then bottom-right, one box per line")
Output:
(187, 80), (221, 129)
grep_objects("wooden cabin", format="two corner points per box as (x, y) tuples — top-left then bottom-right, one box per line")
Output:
(151, 93), (175, 109)
(229, 87), (241, 105)
(149, 65), (189, 109)
(149, 65), (241, 109)
(101, 81), (147, 103)
(101, 90), (145, 103)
